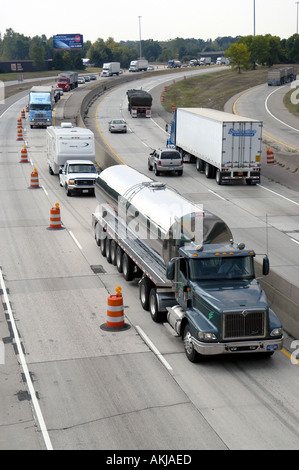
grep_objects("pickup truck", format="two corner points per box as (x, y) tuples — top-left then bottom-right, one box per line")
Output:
(59, 160), (97, 196)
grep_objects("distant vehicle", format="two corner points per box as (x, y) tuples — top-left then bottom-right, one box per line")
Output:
(129, 59), (148, 72)
(148, 148), (183, 176)
(89, 74), (97, 80)
(190, 59), (200, 67)
(84, 76), (90, 82)
(101, 62), (120, 77)
(56, 71), (78, 92)
(108, 119), (127, 133)
(29, 86), (54, 128)
(268, 66), (296, 86)
(167, 60), (181, 68)
(199, 57), (211, 66)
(78, 77), (85, 84)
(59, 160), (97, 197)
(46, 122), (95, 175)
(147, 65), (154, 70)
(127, 89), (152, 118)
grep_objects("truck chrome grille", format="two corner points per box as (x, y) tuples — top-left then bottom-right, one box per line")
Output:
(223, 310), (266, 339)
(75, 179), (95, 186)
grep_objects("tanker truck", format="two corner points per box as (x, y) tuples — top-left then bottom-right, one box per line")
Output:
(92, 165), (283, 362)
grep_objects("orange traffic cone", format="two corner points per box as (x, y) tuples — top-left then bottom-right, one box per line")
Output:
(267, 147), (274, 164)
(17, 127), (23, 141)
(30, 168), (39, 188)
(49, 203), (61, 229)
(20, 146), (28, 163)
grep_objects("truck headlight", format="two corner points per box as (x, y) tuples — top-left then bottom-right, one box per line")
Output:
(68, 180), (75, 185)
(199, 332), (217, 341)
(270, 328), (283, 337)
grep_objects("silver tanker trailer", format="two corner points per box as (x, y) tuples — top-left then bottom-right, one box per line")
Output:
(92, 165), (283, 362)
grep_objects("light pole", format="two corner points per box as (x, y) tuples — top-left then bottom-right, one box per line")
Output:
(138, 16), (142, 58)
(253, 0), (256, 36)
(296, 2), (299, 34)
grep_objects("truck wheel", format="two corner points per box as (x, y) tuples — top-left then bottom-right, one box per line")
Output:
(49, 165), (54, 175)
(122, 253), (134, 281)
(65, 184), (71, 197)
(100, 235), (107, 257)
(183, 325), (200, 362)
(149, 288), (165, 322)
(95, 224), (102, 246)
(110, 240), (117, 265)
(140, 277), (153, 311)
(216, 169), (222, 185)
(205, 163), (215, 179)
(105, 238), (112, 263)
(196, 158), (204, 172)
(116, 245), (123, 273)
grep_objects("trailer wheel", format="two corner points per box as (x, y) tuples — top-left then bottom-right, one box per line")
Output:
(196, 158), (204, 172)
(105, 238), (112, 263)
(95, 224), (102, 246)
(100, 234), (107, 257)
(116, 245), (123, 273)
(122, 253), (134, 281)
(183, 325), (201, 362)
(216, 169), (222, 185)
(140, 277), (153, 311)
(205, 162), (215, 179)
(110, 240), (117, 265)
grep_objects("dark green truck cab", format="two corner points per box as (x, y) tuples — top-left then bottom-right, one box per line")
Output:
(166, 242), (283, 362)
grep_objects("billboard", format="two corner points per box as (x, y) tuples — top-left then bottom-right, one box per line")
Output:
(53, 34), (83, 50)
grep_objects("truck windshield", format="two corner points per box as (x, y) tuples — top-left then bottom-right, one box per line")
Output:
(189, 256), (254, 281)
(69, 164), (96, 173)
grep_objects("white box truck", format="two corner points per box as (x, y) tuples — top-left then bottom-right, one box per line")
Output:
(129, 59), (148, 72)
(169, 108), (262, 185)
(46, 123), (95, 175)
(101, 62), (120, 77)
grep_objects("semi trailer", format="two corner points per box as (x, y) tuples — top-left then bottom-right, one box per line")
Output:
(169, 108), (263, 185)
(92, 165), (283, 362)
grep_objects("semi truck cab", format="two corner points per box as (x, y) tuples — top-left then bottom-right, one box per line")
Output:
(166, 242), (283, 361)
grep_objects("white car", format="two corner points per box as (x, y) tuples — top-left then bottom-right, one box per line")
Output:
(108, 119), (127, 133)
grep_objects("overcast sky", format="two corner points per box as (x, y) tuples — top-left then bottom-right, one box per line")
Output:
(1, 0), (298, 44)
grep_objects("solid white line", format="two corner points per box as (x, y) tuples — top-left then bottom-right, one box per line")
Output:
(135, 325), (173, 371)
(41, 185), (48, 196)
(208, 189), (226, 200)
(291, 238), (299, 245)
(0, 268), (53, 450)
(265, 86), (299, 133)
(257, 184), (299, 206)
(69, 231), (83, 250)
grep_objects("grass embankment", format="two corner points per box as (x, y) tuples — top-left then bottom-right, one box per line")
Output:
(162, 67), (269, 112)
(283, 87), (299, 118)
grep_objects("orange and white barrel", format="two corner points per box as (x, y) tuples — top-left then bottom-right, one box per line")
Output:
(50, 203), (61, 229)
(20, 146), (28, 163)
(106, 287), (124, 328)
(21, 109), (25, 119)
(17, 127), (23, 141)
(30, 168), (39, 188)
(267, 147), (274, 164)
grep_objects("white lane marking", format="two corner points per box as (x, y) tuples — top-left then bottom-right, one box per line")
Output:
(257, 184), (299, 206)
(69, 231), (83, 250)
(135, 325), (173, 371)
(265, 86), (299, 133)
(208, 189), (227, 201)
(0, 268), (53, 450)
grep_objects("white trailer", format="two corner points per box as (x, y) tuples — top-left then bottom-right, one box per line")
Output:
(46, 123), (95, 175)
(101, 62), (120, 77)
(170, 108), (262, 185)
(129, 59), (148, 72)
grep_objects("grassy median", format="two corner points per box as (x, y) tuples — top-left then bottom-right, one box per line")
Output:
(162, 67), (270, 112)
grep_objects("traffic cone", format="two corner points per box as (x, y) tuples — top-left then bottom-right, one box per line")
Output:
(161, 93), (165, 102)
(101, 286), (130, 331)
(49, 203), (61, 229)
(30, 168), (39, 188)
(172, 103), (176, 113)
(267, 147), (274, 164)
(164, 85), (167, 92)
(17, 118), (22, 128)
(17, 127), (23, 141)
(21, 109), (25, 119)
(20, 146), (28, 163)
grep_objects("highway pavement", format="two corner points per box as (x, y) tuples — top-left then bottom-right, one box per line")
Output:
(0, 69), (299, 451)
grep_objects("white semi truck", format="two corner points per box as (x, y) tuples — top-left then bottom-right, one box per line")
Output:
(46, 123), (95, 175)
(92, 165), (283, 362)
(101, 62), (121, 77)
(129, 59), (148, 72)
(169, 108), (263, 185)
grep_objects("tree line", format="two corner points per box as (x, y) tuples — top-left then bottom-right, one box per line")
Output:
(1, 28), (299, 71)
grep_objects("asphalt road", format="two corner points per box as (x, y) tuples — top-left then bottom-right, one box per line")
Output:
(1, 69), (299, 451)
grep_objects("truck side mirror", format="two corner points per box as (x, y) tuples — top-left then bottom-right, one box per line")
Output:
(262, 256), (270, 276)
(166, 261), (175, 280)
(165, 124), (169, 132)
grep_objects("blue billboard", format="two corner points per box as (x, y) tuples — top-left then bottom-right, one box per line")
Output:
(53, 34), (83, 50)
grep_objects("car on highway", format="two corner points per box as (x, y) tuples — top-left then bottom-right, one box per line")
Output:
(89, 75), (97, 80)
(108, 119), (127, 133)
(78, 77), (85, 84)
(84, 76), (90, 82)
(148, 148), (183, 176)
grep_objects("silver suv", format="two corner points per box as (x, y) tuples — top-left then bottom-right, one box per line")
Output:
(148, 148), (183, 176)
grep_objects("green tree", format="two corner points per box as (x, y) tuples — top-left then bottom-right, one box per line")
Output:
(29, 44), (45, 69)
(225, 43), (251, 73)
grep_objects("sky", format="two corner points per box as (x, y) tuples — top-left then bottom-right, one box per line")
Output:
(0, 0), (298, 44)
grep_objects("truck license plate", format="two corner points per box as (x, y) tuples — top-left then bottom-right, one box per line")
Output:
(267, 344), (278, 351)
(82, 189), (89, 193)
